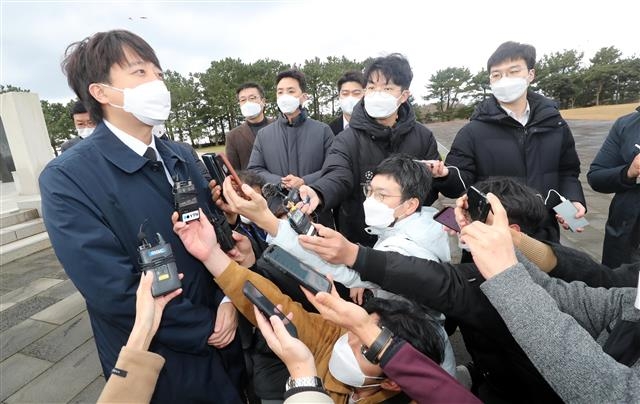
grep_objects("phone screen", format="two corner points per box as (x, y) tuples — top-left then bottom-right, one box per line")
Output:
(262, 245), (331, 294)
(433, 206), (460, 232)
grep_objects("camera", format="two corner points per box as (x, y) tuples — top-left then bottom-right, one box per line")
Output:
(286, 203), (317, 236)
(173, 179), (200, 222)
(138, 232), (182, 297)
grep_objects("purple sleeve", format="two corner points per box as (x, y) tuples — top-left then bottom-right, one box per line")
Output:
(380, 340), (480, 403)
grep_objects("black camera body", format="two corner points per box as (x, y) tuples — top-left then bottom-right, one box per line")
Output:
(173, 179), (200, 222)
(287, 208), (317, 236)
(138, 233), (182, 297)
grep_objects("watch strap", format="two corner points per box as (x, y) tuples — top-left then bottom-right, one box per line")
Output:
(361, 326), (394, 364)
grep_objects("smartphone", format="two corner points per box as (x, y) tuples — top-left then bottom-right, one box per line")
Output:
(553, 199), (589, 232)
(201, 152), (245, 200)
(243, 280), (298, 337)
(466, 186), (491, 222)
(433, 206), (460, 233)
(261, 245), (332, 294)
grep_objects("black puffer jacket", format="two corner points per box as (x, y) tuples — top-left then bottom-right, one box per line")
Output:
(311, 100), (439, 246)
(587, 107), (640, 267)
(436, 92), (585, 205)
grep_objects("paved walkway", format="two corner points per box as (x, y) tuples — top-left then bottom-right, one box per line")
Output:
(0, 119), (615, 403)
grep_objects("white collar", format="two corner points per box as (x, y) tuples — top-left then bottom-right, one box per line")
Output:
(103, 120), (159, 158)
(343, 115), (350, 129)
(501, 101), (530, 126)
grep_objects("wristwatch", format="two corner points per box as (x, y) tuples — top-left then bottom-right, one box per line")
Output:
(285, 376), (323, 391)
(361, 326), (394, 364)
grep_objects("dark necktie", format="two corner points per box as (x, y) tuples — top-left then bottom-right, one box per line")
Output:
(144, 147), (162, 172)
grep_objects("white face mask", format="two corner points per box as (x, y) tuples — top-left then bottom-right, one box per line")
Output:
(240, 102), (262, 119)
(363, 196), (401, 228)
(364, 91), (401, 119)
(76, 127), (94, 139)
(102, 80), (171, 126)
(277, 94), (301, 114)
(340, 96), (360, 115)
(491, 76), (529, 104)
(239, 215), (252, 225)
(329, 333), (384, 388)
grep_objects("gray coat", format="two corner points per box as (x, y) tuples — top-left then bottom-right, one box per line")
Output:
(247, 111), (333, 185)
(480, 254), (639, 403)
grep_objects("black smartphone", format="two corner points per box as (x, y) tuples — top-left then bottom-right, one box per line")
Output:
(433, 206), (460, 232)
(243, 280), (298, 337)
(466, 186), (491, 222)
(261, 245), (332, 294)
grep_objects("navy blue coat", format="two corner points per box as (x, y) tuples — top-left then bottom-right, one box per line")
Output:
(39, 123), (244, 403)
(587, 107), (640, 267)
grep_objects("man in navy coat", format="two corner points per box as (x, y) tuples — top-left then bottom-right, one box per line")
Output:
(39, 30), (244, 403)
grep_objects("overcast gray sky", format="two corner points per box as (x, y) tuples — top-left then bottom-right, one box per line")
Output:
(1, 0), (637, 105)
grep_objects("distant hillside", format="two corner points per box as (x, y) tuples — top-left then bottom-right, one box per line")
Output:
(560, 103), (638, 120)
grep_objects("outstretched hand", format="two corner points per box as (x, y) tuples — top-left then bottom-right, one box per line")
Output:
(298, 223), (359, 266)
(253, 306), (316, 378)
(460, 193), (518, 279)
(172, 209), (218, 264)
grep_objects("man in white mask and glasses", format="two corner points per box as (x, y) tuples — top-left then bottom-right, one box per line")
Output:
(299, 54), (440, 247)
(39, 29), (246, 403)
(434, 41), (586, 244)
(226, 83), (272, 170)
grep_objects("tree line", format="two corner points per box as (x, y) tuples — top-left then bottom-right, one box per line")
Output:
(1, 45), (638, 151)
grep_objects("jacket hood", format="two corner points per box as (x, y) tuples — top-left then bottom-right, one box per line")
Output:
(366, 206), (451, 262)
(471, 91), (563, 128)
(349, 100), (417, 145)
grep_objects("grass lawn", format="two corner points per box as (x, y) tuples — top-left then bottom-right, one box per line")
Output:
(194, 144), (226, 154)
(560, 102), (638, 120)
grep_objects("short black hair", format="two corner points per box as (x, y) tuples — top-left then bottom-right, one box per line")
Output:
(337, 71), (366, 91)
(472, 177), (546, 235)
(237, 169), (265, 189)
(487, 41), (536, 71)
(373, 154), (432, 212)
(364, 53), (413, 90)
(276, 69), (306, 92)
(70, 100), (87, 117)
(236, 82), (265, 99)
(61, 29), (162, 123)
(364, 298), (444, 366)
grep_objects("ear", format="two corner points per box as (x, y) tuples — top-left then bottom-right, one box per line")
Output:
(380, 378), (401, 392)
(400, 89), (411, 104)
(88, 83), (109, 105)
(528, 68), (536, 83)
(403, 197), (419, 216)
(508, 223), (521, 232)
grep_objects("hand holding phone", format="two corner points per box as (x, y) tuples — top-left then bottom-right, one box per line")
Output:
(466, 186), (492, 222)
(261, 245), (331, 294)
(243, 280), (298, 337)
(553, 199), (589, 232)
(202, 152), (245, 200)
(433, 206), (460, 233)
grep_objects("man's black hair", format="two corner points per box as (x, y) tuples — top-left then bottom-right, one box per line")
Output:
(364, 53), (413, 90)
(70, 100), (87, 118)
(337, 70), (366, 91)
(61, 29), (162, 124)
(276, 69), (306, 92)
(472, 177), (547, 236)
(236, 82), (265, 99)
(372, 154), (432, 212)
(237, 169), (265, 189)
(364, 298), (444, 365)
(487, 41), (537, 71)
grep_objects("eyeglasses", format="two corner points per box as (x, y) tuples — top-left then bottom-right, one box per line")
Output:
(238, 95), (261, 104)
(362, 184), (402, 202)
(489, 66), (530, 81)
